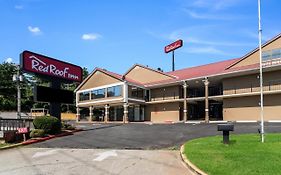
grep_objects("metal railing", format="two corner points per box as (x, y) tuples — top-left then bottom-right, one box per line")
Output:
(224, 80), (281, 95)
(0, 118), (32, 132)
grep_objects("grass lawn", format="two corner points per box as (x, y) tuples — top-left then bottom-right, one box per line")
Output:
(184, 133), (281, 175)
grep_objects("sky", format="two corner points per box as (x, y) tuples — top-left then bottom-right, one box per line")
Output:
(0, 0), (281, 74)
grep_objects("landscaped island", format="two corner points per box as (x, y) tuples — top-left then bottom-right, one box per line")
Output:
(184, 134), (281, 175)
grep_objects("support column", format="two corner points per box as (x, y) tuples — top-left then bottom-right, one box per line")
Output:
(123, 103), (129, 123)
(203, 78), (210, 123)
(183, 81), (188, 122)
(123, 80), (129, 123)
(104, 104), (110, 123)
(50, 80), (61, 120)
(76, 107), (80, 122)
(89, 106), (93, 122)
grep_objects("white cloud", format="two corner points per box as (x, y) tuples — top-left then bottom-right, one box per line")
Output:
(183, 9), (246, 20)
(28, 26), (41, 35)
(190, 0), (242, 11)
(15, 5), (24, 10)
(242, 29), (279, 42)
(184, 46), (232, 56)
(5, 58), (13, 63)
(167, 28), (254, 47)
(82, 33), (101, 40)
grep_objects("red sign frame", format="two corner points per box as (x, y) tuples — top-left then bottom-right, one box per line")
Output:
(164, 39), (183, 53)
(20, 51), (82, 82)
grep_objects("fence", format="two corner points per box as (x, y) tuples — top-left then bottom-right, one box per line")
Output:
(224, 79), (281, 95)
(0, 118), (32, 132)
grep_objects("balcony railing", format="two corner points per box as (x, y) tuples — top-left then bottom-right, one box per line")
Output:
(150, 92), (179, 101)
(224, 80), (281, 95)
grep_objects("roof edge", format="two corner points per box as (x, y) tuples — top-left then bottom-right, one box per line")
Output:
(123, 63), (178, 79)
(74, 67), (123, 92)
(226, 32), (281, 70)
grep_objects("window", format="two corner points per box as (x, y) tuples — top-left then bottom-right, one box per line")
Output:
(272, 49), (281, 59)
(91, 88), (105, 99)
(262, 51), (271, 61)
(131, 87), (144, 99)
(107, 85), (121, 97)
(262, 48), (281, 61)
(79, 91), (90, 101)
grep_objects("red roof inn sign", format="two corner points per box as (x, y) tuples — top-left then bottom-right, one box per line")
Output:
(21, 51), (82, 82)
(164, 39), (183, 53)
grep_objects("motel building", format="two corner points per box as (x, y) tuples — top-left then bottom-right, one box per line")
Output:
(75, 33), (281, 123)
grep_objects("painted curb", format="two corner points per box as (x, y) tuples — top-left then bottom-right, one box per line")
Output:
(180, 145), (208, 175)
(0, 129), (82, 150)
(0, 143), (22, 150)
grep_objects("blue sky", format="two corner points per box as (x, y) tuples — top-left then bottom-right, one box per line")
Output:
(0, 0), (281, 74)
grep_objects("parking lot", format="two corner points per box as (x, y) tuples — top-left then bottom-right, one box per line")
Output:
(29, 122), (281, 149)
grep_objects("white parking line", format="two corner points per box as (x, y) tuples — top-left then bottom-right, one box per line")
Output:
(93, 150), (117, 161)
(32, 149), (58, 158)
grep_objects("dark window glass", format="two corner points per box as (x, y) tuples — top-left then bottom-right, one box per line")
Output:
(131, 87), (144, 99)
(79, 91), (90, 101)
(107, 85), (121, 97)
(91, 89), (105, 99)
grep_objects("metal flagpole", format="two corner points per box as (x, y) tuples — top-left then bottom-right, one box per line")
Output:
(258, 0), (264, 143)
(172, 51), (175, 71)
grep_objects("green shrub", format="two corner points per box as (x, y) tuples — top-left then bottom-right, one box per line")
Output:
(33, 116), (61, 134)
(30, 129), (45, 138)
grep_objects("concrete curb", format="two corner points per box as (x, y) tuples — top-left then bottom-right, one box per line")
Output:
(180, 145), (208, 175)
(0, 129), (83, 150)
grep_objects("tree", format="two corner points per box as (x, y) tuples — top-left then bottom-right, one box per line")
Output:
(0, 62), (35, 111)
(83, 67), (89, 80)
(0, 62), (17, 110)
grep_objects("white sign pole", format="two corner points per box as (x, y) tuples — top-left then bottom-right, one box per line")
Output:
(258, 0), (265, 143)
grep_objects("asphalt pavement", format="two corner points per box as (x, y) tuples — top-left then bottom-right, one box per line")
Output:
(28, 122), (281, 149)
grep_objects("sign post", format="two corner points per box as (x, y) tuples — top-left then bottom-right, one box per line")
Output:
(164, 39), (183, 71)
(20, 50), (82, 121)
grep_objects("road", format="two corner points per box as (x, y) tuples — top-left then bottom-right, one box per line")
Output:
(29, 122), (281, 149)
(1, 122), (280, 175)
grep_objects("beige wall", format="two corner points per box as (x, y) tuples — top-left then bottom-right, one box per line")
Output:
(150, 86), (181, 101)
(80, 70), (121, 91)
(146, 102), (180, 123)
(223, 94), (281, 121)
(223, 70), (281, 95)
(232, 37), (281, 68)
(125, 65), (173, 84)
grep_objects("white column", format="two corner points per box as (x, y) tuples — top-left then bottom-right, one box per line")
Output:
(183, 81), (188, 122)
(76, 107), (80, 122)
(89, 106), (93, 122)
(123, 81), (128, 103)
(123, 103), (129, 123)
(203, 78), (210, 123)
(104, 104), (110, 123)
